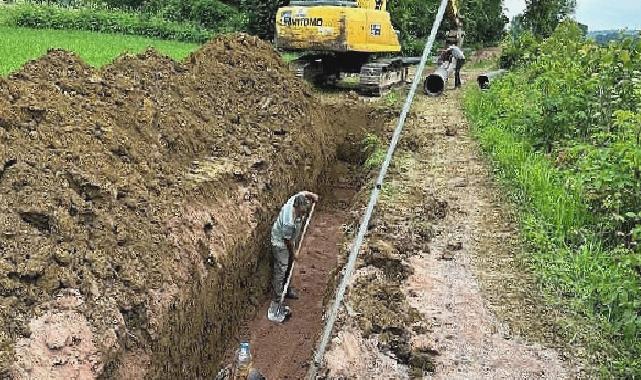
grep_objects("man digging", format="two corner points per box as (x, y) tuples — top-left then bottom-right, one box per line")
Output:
(268, 191), (319, 321)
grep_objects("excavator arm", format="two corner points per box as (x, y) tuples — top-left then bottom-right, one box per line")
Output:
(447, 0), (462, 29)
(445, 0), (465, 46)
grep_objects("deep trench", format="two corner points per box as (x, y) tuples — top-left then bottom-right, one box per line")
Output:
(228, 162), (364, 379)
(217, 114), (379, 379)
(131, 106), (389, 379)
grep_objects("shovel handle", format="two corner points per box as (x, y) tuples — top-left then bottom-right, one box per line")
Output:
(279, 202), (316, 304)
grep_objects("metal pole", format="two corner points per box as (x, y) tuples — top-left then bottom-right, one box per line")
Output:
(307, 0), (451, 377)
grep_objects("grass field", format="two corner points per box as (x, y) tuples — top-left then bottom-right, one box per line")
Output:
(0, 26), (200, 76)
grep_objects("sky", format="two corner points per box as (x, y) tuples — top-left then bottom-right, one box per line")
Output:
(502, 0), (641, 31)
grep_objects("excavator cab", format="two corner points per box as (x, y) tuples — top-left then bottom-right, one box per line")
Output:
(275, 0), (401, 53)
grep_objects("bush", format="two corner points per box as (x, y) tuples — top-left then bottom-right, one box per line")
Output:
(465, 20), (641, 376)
(144, 0), (246, 32)
(14, 5), (214, 43)
(498, 30), (538, 69)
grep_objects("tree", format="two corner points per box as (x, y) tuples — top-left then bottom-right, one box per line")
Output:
(458, 0), (508, 46)
(390, 0), (507, 55)
(241, 0), (287, 40)
(517, 0), (576, 38)
(388, 0), (439, 54)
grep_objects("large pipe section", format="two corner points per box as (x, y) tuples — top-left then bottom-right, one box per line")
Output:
(423, 66), (450, 96)
(477, 69), (506, 89)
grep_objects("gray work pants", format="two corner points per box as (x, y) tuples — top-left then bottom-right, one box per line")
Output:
(271, 220), (303, 301)
(271, 245), (291, 301)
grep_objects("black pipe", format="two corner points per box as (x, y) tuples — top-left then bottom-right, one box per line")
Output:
(477, 69), (506, 89)
(424, 66), (449, 96)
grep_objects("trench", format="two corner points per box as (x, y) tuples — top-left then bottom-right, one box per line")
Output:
(235, 166), (360, 379)
(131, 104), (390, 379)
(213, 114), (381, 379)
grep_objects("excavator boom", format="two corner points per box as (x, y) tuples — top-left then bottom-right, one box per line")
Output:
(446, 0), (465, 46)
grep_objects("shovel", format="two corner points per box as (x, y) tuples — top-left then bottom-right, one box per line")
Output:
(267, 202), (317, 323)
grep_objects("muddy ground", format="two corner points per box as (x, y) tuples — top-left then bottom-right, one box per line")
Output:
(0, 34), (383, 379)
(320, 72), (583, 379)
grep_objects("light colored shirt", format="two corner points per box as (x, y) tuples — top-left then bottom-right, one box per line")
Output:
(271, 192), (303, 248)
(449, 46), (465, 60)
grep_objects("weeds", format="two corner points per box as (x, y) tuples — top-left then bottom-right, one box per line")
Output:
(384, 89), (401, 107)
(362, 133), (386, 171)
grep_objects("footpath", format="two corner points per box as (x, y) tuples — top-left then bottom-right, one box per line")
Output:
(322, 72), (577, 379)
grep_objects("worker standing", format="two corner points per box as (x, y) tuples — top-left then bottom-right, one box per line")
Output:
(448, 44), (466, 89)
(269, 191), (319, 316)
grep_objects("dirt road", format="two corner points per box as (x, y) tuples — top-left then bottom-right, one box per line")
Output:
(323, 73), (576, 378)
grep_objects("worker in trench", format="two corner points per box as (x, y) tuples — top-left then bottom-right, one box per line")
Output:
(269, 191), (319, 315)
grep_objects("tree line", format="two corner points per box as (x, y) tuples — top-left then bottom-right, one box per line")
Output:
(13, 0), (586, 55)
(16, 0), (509, 52)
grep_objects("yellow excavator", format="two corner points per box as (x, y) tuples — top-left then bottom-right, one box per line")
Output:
(275, 0), (464, 95)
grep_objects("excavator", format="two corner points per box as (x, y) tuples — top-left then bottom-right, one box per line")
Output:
(274, 0), (464, 95)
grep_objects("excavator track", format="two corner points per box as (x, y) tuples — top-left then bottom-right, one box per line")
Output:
(290, 55), (345, 87)
(290, 57), (324, 83)
(359, 58), (412, 96)
(290, 55), (419, 96)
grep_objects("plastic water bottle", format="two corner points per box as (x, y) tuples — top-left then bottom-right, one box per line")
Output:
(234, 341), (252, 379)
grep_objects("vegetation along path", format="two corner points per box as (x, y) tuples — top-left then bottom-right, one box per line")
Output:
(322, 69), (580, 378)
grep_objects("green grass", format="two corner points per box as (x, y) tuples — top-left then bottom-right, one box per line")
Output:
(0, 26), (199, 76)
(465, 84), (641, 376)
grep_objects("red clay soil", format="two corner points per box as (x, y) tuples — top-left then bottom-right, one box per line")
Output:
(240, 190), (353, 379)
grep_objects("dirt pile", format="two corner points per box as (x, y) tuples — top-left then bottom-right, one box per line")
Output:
(0, 34), (344, 378)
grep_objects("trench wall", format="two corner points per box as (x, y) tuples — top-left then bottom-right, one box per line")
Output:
(0, 34), (382, 379)
(147, 102), (387, 379)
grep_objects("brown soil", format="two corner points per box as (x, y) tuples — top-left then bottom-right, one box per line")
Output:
(0, 34), (372, 379)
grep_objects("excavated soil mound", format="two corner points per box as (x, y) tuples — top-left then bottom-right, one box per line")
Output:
(0, 34), (353, 378)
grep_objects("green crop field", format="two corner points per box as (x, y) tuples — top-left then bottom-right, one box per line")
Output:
(0, 26), (200, 76)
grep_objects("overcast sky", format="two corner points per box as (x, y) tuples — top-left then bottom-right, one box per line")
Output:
(503, 0), (641, 31)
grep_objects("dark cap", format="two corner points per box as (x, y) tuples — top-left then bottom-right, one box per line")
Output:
(293, 193), (307, 208)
